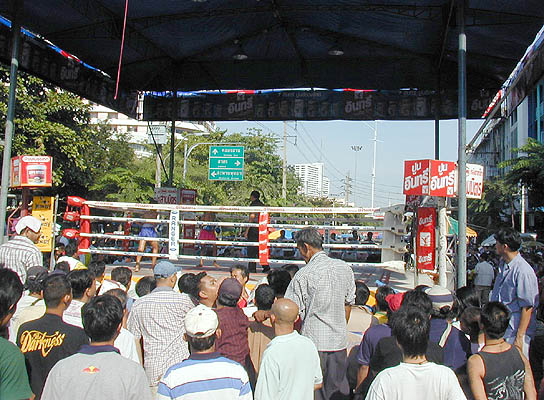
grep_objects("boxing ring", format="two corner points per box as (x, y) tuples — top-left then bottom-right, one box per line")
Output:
(63, 197), (408, 268)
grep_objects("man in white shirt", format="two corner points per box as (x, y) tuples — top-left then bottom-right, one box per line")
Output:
(0, 215), (43, 283)
(63, 269), (96, 327)
(366, 306), (466, 400)
(255, 298), (322, 400)
(9, 266), (48, 342)
(103, 288), (142, 364)
(473, 253), (495, 305)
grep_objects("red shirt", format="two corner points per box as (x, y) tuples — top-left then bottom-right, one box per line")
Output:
(215, 306), (250, 365)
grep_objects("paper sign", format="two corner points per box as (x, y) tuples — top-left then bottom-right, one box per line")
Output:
(466, 164), (484, 199)
(32, 196), (55, 252)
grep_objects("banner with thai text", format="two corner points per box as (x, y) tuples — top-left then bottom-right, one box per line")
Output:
(416, 207), (436, 271)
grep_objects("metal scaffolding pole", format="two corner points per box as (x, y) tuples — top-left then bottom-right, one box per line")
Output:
(0, 1), (22, 244)
(456, 0), (468, 288)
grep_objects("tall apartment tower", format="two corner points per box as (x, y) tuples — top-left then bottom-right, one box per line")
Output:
(293, 163), (329, 198)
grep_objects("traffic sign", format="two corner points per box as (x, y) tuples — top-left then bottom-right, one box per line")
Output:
(209, 146), (244, 181)
(147, 124), (168, 145)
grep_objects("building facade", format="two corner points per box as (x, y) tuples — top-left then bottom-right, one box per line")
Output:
(88, 102), (215, 158)
(292, 162), (330, 198)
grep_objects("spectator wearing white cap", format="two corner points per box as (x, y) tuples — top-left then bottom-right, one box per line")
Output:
(158, 304), (252, 400)
(0, 215), (43, 283)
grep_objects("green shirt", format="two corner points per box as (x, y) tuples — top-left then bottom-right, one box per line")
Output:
(0, 336), (33, 400)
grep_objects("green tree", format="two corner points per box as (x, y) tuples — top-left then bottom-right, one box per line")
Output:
(500, 138), (544, 208)
(467, 178), (516, 237)
(0, 66), (135, 198)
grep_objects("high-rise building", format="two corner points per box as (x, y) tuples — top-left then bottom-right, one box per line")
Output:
(293, 163), (330, 198)
(88, 102), (215, 158)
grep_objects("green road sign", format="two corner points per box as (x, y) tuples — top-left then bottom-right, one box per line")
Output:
(209, 146), (244, 181)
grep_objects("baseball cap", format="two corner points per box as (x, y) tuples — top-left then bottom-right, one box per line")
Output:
(185, 304), (219, 338)
(385, 292), (405, 312)
(15, 216), (42, 234)
(153, 261), (182, 278)
(26, 266), (48, 283)
(424, 285), (454, 312)
(219, 278), (242, 299)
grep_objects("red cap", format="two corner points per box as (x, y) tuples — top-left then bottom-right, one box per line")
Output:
(385, 292), (405, 312)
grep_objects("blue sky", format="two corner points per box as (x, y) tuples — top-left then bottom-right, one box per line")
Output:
(216, 119), (484, 207)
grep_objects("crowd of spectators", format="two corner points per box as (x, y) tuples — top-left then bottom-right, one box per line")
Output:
(1, 217), (544, 400)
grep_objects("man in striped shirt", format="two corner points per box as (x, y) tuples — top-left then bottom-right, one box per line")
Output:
(0, 216), (43, 283)
(158, 304), (252, 400)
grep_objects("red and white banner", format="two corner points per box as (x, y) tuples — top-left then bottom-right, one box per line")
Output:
(429, 160), (457, 197)
(404, 159), (482, 199)
(258, 212), (270, 265)
(403, 160), (430, 196)
(466, 164), (484, 199)
(416, 207), (436, 271)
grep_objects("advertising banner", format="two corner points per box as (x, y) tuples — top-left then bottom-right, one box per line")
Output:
(465, 164), (484, 199)
(143, 88), (494, 122)
(31, 196), (55, 252)
(405, 159), (477, 198)
(11, 156), (53, 188)
(0, 23), (138, 119)
(429, 160), (457, 197)
(403, 160), (430, 196)
(416, 207), (436, 271)
(258, 212), (270, 265)
(168, 210), (180, 260)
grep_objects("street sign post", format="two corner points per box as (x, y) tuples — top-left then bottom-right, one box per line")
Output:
(147, 124), (168, 145)
(208, 146), (244, 181)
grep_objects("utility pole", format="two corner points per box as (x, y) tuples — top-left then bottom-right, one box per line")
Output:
(351, 145), (363, 206)
(0, 0), (22, 244)
(343, 171), (352, 205)
(282, 121), (287, 199)
(371, 121), (378, 209)
(155, 145), (162, 188)
(521, 185), (526, 233)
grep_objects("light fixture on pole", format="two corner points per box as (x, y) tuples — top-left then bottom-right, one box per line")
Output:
(351, 145), (363, 206)
(361, 121), (380, 209)
(232, 40), (248, 61)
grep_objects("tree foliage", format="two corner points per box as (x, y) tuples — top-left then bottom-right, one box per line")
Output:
(500, 138), (544, 208)
(468, 178), (516, 237)
(0, 66), (135, 198)
(1, 66), (329, 207)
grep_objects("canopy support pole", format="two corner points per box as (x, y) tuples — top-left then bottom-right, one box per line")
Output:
(0, 0), (22, 244)
(457, 0), (468, 288)
(168, 96), (176, 187)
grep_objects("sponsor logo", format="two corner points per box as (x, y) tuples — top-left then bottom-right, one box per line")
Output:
(82, 366), (100, 374)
